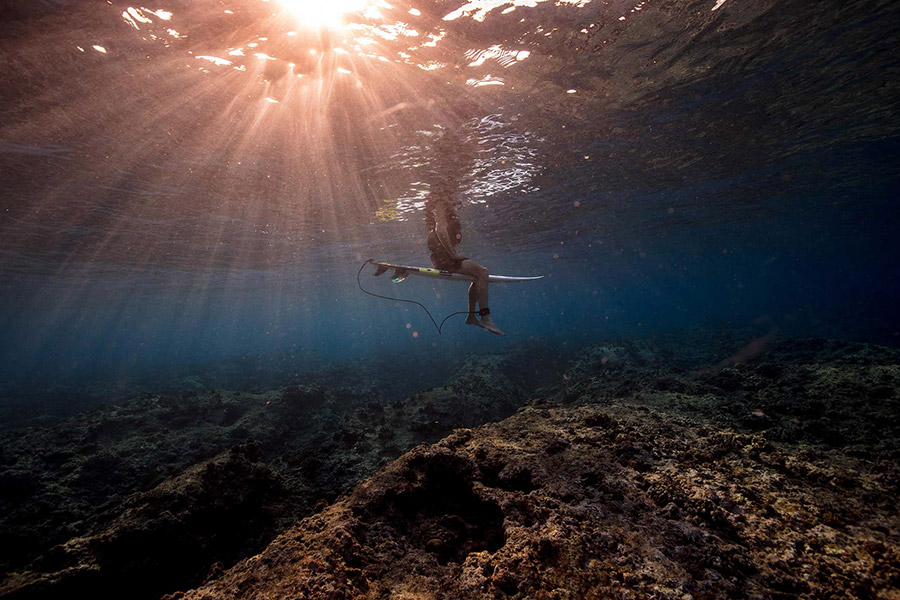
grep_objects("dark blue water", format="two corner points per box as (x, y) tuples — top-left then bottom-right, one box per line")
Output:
(1, 0), (898, 394)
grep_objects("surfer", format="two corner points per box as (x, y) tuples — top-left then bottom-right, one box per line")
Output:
(426, 194), (504, 336)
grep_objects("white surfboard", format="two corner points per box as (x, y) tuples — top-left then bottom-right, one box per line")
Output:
(369, 260), (543, 283)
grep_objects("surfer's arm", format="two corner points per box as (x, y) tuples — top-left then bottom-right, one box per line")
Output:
(435, 222), (466, 261)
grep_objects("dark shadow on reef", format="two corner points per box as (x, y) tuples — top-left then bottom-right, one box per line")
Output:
(2, 328), (899, 599)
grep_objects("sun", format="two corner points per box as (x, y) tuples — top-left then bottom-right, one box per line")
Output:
(274, 0), (369, 29)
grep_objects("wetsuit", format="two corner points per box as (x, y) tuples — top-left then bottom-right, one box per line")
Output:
(428, 218), (467, 272)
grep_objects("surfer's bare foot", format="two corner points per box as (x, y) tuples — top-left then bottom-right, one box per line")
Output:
(465, 315), (480, 326)
(479, 317), (505, 336)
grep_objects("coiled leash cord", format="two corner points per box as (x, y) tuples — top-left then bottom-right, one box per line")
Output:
(356, 259), (488, 335)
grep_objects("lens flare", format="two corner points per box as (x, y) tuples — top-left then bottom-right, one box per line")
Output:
(274, 0), (369, 29)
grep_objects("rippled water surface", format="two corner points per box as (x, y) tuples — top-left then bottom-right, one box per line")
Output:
(1, 0), (898, 385)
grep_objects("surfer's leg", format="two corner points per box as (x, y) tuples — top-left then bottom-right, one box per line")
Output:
(457, 260), (488, 309)
(465, 282), (479, 325)
(457, 260), (484, 325)
(457, 260), (504, 336)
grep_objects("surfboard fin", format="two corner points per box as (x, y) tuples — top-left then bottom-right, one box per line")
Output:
(373, 264), (390, 277)
(391, 268), (409, 283)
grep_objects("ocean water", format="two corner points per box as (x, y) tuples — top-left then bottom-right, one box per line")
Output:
(0, 0), (898, 391)
(2, 2), (900, 598)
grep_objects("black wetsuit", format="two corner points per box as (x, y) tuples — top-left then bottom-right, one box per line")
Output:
(428, 219), (466, 272)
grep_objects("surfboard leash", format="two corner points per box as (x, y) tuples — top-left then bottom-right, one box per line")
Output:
(356, 259), (481, 335)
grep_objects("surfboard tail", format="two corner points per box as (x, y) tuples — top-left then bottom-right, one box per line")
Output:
(372, 263), (412, 283)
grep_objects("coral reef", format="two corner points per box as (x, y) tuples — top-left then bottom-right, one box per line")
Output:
(2, 332), (898, 599)
(166, 336), (900, 600)
(0, 344), (551, 599)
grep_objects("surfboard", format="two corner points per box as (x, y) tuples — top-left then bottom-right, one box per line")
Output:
(369, 260), (543, 284)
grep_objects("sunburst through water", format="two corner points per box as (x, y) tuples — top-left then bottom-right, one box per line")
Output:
(0, 0), (897, 385)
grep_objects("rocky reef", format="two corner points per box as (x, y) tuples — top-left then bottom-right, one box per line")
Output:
(0, 343), (559, 599)
(2, 331), (898, 599)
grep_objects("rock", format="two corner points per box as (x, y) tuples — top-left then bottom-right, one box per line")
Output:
(169, 387), (899, 599)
